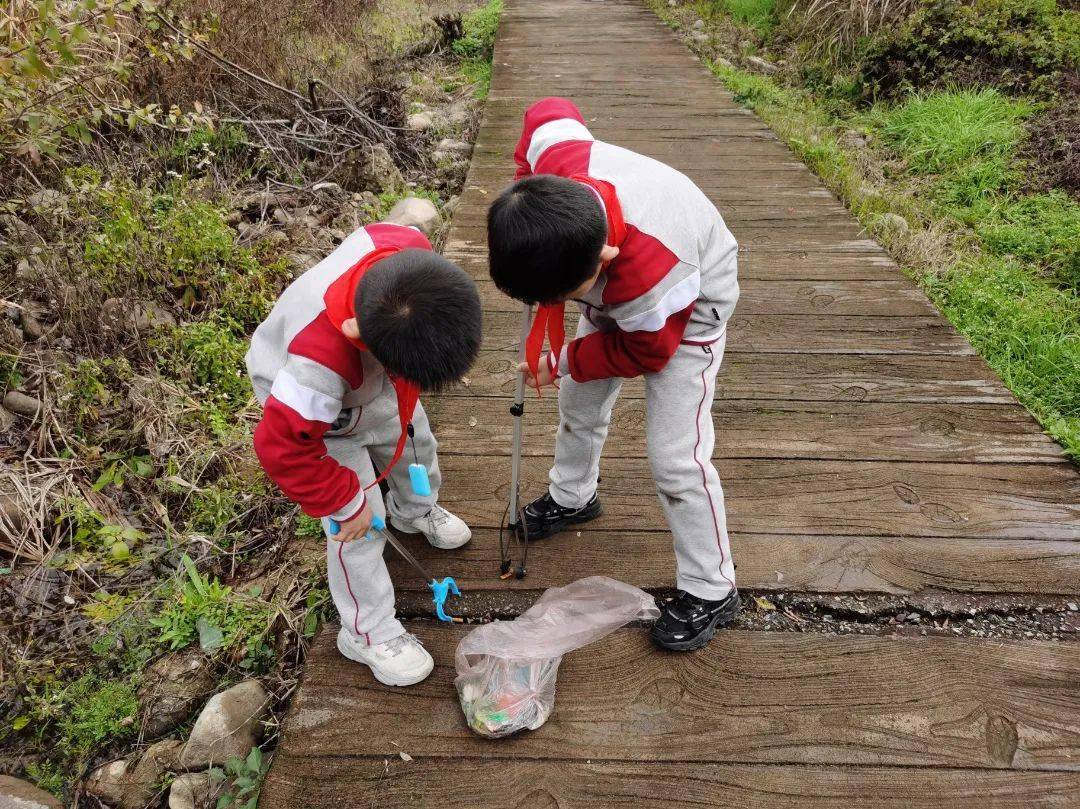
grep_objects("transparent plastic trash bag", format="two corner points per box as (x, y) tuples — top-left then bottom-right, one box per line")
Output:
(454, 576), (659, 738)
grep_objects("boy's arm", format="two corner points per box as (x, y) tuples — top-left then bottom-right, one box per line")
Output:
(513, 97), (594, 179)
(560, 260), (700, 382)
(253, 355), (366, 522)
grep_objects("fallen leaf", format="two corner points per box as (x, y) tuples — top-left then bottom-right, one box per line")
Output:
(754, 596), (776, 611)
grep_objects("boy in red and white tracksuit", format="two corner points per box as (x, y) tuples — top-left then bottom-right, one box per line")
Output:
(487, 97), (741, 651)
(247, 222), (481, 684)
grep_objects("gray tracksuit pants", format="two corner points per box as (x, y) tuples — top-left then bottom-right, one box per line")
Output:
(549, 325), (736, 601)
(321, 388), (440, 646)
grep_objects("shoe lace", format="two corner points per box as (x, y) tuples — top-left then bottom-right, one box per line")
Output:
(426, 506), (451, 529)
(385, 634), (422, 657)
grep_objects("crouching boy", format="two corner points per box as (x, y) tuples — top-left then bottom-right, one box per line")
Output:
(487, 97), (740, 651)
(247, 222), (481, 685)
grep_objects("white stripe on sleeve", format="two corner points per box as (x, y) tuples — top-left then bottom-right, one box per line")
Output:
(615, 271), (701, 333)
(271, 368), (342, 424)
(526, 118), (595, 170)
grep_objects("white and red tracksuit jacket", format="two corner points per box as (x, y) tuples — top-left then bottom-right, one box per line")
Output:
(246, 223), (431, 523)
(515, 97), (739, 381)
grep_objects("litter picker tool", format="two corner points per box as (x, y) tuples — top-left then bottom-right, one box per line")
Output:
(499, 303), (534, 580)
(328, 515), (461, 622)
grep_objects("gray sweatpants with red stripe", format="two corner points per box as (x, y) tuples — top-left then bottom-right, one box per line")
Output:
(549, 329), (736, 601)
(321, 389), (440, 646)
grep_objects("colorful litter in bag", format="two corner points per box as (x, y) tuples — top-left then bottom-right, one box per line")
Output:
(454, 576), (659, 738)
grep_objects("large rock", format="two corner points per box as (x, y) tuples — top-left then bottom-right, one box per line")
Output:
(0, 776), (62, 809)
(85, 759), (129, 806)
(3, 390), (40, 418)
(433, 138), (472, 160)
(407, 112), (433, 132)
(139, 649), (217, 738)
(86, 740), (183, 809)
(334, 144), (404, 193)
(384, 197), (441, 237)
(168, 772), (217, 809)
(179, 680), (268, 769)
(746, 55), (779, 74)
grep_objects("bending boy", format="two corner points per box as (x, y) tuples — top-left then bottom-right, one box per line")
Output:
(247, 222), (481, 685)
(487, 97), (740, 651)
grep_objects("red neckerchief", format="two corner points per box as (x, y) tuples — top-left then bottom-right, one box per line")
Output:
(322, 245), (421, 489)
(525, 176), (627, 394)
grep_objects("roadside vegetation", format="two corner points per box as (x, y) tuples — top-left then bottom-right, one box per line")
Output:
(0, 0), (502, 805)
(652, 0), (1079, 459)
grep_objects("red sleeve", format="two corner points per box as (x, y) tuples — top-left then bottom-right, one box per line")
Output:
(513, 97), (587, 179)
(567, 303), (694, 381)
(253, 396), (365, 520)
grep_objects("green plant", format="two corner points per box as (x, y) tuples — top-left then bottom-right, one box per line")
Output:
(24, 761), (64, 798)
(150, 555), (275, 669)
(295, 514), (325, 538)
(973, 191), (1080, 290)
(166, 320), (252, 407)
(210, 745), (270, 809)
(875, 89), (1029, 174)
(0, 354), (24, 392)
(452, 0), (503, 98)
(859, 0), (1080, 99)
(0, 0), (207, 163)
(56, 498), (146, 561)
(187, 479), (243, 535)
(723, 0), (777, 33)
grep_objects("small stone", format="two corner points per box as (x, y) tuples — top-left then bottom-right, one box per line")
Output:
(266, 229), (289, 245)
(690, 30), (709, 44)
(179, 680), (268, 769)
(168, 772), (217, 809)
(746, 55), (779, 74)
(435, 138), (472, 157)
(20, 311), (45, 340)
(879, 212), (909, 234)
(384, 197), (441, 236)
(113, 739), (183, 808)
(407, 112), (433, 131)
(0, 775), (63, 808)
(3, 390), (41, 418)
(399, 751), (413, 762)
(447, 102), (472, 127)
(312, 181), (343, 194)
(1068, 602), (1078, 611)
(692, 18), (705, 30)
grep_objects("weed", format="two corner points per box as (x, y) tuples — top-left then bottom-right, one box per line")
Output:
(24, 761), (65, 798)
(187, 479), (244, 536)
(295, 514), (325, 538)
(211, 745), (270, 809)
(151, 555), (275, 671)
(55, 498), (146, 562)
(722, 0), (777, 33)
(0, 354), (24, 392)
(165, 319), (252, 410)
(364, 188), (442, 221)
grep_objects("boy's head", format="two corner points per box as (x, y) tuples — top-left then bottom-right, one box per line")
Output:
(487, 175), (613, 304)
(351, 249), (482, 391)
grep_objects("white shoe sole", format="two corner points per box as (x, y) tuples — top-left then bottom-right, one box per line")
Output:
(389, 515), (472, 550)
(336, 630), (434, 687)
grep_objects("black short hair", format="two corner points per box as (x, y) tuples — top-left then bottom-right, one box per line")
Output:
(357, 249), (482, 391)
(486, 174), (606, 304)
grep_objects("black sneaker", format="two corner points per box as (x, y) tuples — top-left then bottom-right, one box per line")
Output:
(514, 492), (602, 540)
(650, 590), (740, 651)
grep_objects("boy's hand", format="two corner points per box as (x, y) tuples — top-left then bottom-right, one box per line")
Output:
(518, 358), (558, 390)
(331, 502), (375, 542)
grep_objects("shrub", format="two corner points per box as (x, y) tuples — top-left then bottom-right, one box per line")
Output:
(778, 0), (918, 58)
(859, 0), (1080, 99)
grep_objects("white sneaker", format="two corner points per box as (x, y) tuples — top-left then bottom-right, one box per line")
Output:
(390, 505), (472, 550)
(336, 628), (434, 686)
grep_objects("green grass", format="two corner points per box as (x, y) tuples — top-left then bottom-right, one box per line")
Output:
(452, 0), (503, 99)
(697, 58), (1080, 458)
(721, 0), (776, 33)
(875, 89), (1030, 175)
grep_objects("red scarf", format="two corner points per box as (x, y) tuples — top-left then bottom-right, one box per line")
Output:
(323, 246), (422, 489)
(525, 176), (627, 394)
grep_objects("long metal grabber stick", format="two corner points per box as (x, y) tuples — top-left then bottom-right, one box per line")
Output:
(507, 302), (533, 527)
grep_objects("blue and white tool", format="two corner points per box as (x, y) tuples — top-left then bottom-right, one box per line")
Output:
(328, 514), (461, 622)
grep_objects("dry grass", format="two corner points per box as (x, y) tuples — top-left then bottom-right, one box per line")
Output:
(780, 0), (917, 57)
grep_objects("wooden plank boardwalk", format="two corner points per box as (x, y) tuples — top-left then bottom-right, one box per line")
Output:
(262, 1), (1080, 805)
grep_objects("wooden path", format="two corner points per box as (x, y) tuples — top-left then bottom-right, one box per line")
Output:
(262, 1), (1080, 805)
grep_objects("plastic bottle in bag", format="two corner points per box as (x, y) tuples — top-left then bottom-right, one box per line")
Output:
(454, 576), (659, 738)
